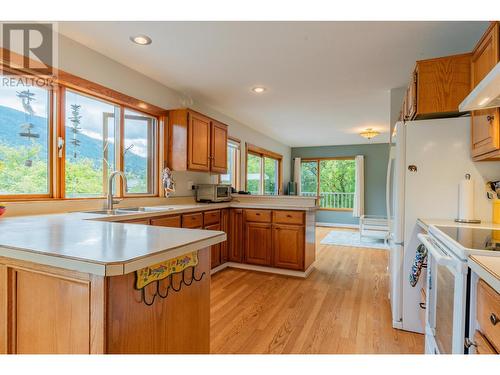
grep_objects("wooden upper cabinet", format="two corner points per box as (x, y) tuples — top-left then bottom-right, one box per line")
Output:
(167, 109), (228, 173)
(400, 53), (471, 121)
(471, 22), (500, 159)
(211, 120), (228, 173)
(244, 222), (272, 266)
(188, 111), (211, 172)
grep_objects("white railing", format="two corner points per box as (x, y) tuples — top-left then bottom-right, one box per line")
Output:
(302, 191), (355, 209)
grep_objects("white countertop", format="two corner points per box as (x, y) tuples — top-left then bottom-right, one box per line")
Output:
(0, 201), (315, 276)
(469, 255), (500, 293)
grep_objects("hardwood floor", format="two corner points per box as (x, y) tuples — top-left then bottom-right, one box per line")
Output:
(210, 227), (424, 354)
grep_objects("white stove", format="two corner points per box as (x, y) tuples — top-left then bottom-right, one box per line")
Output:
(421, 225), (500, 354)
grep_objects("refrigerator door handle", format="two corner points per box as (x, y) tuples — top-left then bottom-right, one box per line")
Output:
(386, 152), (393, 226)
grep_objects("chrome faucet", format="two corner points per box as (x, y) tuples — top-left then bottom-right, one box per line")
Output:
(107, 171), (128, 211)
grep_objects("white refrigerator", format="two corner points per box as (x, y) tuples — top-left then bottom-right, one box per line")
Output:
(386, 117), (498, 334)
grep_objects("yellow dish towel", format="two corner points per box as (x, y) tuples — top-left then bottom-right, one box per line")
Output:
(135, 251), (198, 289)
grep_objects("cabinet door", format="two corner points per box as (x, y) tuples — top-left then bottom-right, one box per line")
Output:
(220, 209), (229, 263)
(272, 224), (304, 270)
(205, 223), (221, 269)
(187, 111), (211, 171)
(211, 120), (228, 173)
(244, 222), (272, 266)
(228, 209), (243, 262)
(471, 23), (500, 157)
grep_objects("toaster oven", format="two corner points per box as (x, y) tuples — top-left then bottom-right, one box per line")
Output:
(195, 184), (232, 203)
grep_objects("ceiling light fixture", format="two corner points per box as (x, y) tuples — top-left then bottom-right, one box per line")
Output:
(359, 128), (380, 140)
(251, 86), (266, 94)
(130, 35), (152, 45)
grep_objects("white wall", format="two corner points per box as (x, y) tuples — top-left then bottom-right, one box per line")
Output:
(56, 33), (291, 196)
(191, 103), (291, 193)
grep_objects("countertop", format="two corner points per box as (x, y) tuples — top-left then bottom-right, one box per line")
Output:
(469, 255), (500, 293)
(0, 201), (315, 276)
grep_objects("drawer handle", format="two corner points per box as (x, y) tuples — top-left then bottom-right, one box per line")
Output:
(490, 313), (499, 326)
(286, 214), (292, 218)
(419, 302), (426, 310)
(256, 213), (260, 216)
(487, 115), (495, 123)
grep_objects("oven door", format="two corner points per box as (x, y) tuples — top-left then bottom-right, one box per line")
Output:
(418, 234), (467, 354)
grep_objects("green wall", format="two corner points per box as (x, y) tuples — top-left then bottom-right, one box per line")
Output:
(291, 143), (390, 225)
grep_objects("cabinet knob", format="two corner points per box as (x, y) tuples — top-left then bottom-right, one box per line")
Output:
(287, 214), (292, 218)
(490, 313), (499, 326)
(487, 115), (495, 123)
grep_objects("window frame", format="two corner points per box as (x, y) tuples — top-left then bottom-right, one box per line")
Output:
(300, 156), (355, 211)
(245, 143), (283, 195)
(220, 136), (241, 190)
(122, 109), (158, 197)
(0, 51), (166, 201)
(0, 68), (55, 200)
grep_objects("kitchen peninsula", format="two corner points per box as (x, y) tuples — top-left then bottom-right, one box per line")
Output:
(0, 196), (317, 354)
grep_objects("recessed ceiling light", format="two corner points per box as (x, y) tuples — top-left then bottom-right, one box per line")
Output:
(130, 35), (152, 45)
(251, 86), (266, 94)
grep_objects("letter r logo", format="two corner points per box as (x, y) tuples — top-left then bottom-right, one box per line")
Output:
(2, 23), (54, 75)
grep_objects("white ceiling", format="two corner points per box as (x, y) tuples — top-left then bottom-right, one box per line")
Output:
(58, 21), (489, 147)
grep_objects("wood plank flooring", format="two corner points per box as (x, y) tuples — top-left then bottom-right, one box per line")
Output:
(210, 227), (424, 354)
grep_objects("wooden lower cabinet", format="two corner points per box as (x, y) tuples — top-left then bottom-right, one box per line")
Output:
(220, 209), (229, 263)
(150, 215), (181, 227)
(0, 248), (211, 354)
(205, 223), (221, 269)
(228, 209), (244, 262)
(476, 279), (500, 352)
(473, 330), (498, 354)
(244, 222), (272, 266)
(272, 224), (304, 270)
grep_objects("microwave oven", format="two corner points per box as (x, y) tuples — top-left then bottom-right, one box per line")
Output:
(195, 184), (232, 203)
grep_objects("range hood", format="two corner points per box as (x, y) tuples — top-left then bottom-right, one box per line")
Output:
(459, 61), (500, 111)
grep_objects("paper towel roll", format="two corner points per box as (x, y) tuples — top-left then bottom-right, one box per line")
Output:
(458, 175), (474, 221)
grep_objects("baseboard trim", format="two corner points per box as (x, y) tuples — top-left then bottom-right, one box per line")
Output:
(210, 262), (315, 279)
(316, 222), (359, 229)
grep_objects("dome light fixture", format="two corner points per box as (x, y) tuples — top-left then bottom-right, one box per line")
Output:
(251, 86), (266, 94)
(359, 128), (380, 140)
(130, 35), (152, 45)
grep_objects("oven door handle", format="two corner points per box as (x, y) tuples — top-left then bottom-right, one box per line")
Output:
(417, 234), (454, 267)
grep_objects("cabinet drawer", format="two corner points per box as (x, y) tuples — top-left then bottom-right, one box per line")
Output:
(473, 330), (498, 354)
(150, 215), (181, 228)
(182, 213), (203, 228)
(203, 210), (220, 226)
(244, 209), (271, 223)
(273, 210), (304, 225)
(477, 279), (500, 352)
(124, 218), (150, 225)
